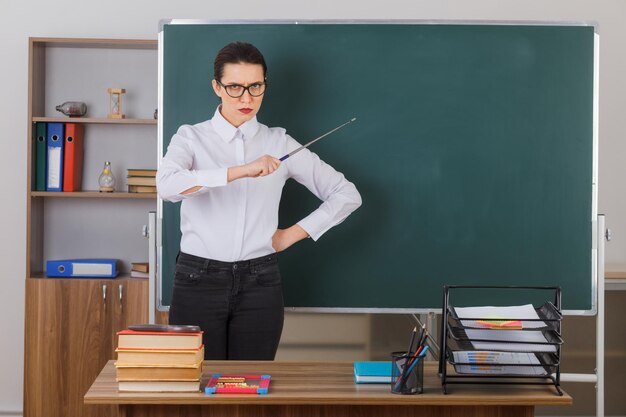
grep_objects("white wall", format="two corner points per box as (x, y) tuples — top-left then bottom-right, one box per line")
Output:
(1, 0), (625, 415)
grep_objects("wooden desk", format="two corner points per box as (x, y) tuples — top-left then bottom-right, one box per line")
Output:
(85, 360), (571, 417)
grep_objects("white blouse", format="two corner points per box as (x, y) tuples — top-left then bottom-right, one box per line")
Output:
(157, 107), (362, 262)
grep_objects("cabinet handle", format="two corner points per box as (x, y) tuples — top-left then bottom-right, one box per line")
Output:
(119, 284), (123, 313)
(102, 284), (107, 307)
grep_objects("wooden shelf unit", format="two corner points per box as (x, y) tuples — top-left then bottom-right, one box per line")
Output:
(24, 37), (156, 417)
(26, 37), (158, 277)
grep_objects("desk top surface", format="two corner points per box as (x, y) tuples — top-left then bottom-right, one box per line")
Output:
(84, 360), (572, 406)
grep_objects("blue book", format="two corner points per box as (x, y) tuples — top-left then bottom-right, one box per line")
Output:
(46, 259), (119, 278)
(46, 122), (64, 192)
(353, 361), (391, 384)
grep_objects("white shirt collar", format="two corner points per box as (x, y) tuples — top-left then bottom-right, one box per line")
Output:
(210, 106), (260, 143)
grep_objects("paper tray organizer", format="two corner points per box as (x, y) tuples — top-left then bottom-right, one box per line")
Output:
(438, 286), (563, 395)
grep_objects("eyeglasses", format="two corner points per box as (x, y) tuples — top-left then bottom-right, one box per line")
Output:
(216, 80), (267, 98)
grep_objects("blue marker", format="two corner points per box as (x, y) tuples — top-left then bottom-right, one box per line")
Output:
(279, 118), (357, 161)
(405, 345), (430, 376)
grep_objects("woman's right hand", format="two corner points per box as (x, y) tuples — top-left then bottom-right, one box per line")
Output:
(227, 155), (281, 183)
(244, 155), (281, 178)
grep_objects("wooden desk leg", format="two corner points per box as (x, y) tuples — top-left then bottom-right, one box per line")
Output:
(120, 404), (535, 417)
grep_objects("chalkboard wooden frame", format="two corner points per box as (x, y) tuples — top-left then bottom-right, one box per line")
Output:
(157, 20), (598, 314)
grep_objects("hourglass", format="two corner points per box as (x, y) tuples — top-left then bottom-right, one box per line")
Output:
(107, 88), (126, 119)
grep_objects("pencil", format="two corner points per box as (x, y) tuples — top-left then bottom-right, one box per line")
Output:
(416, 324), (428, 348)
(406, 326), (417, 356)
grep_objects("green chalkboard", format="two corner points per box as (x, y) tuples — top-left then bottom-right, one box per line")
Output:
(159, 22), (596, 311)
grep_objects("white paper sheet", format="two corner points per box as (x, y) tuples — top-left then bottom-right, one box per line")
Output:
(454, 304), (546, 329)
(452, 351), (547, 375)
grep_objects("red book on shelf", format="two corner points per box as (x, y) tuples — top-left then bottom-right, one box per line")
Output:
(63, 123), (85, 192)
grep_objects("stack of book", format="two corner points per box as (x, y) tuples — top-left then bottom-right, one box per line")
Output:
(115, 328), (204, 392)
(127, 169), (157, 193)
(130, 262), (149, 279)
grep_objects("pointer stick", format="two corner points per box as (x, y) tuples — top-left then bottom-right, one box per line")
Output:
(279, 117), (357, 161)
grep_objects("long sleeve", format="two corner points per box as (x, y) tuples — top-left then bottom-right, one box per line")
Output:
(156, 125), (228, 202)
(286, 136), (362, 241)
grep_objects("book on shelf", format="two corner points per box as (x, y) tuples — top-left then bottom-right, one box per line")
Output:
(116, 361), (203, 381)
(128, 185), (157, 193)
(46, 122), (65, 192)
(127, 168), (157, 177)
(34, 122), (47, 191)
(116, 346), (205, 366)
(131, 262), (149, 273)
(62, 123), (85, 192)
(117, 329), (203, 350)
(126, 176), (156, 187)
(46, 258), (118, 278)
(130, 270), (149, 278)
(118, 380), (200, 392)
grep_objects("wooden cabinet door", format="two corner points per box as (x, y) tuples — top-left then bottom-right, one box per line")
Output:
(24, 279), (65, 417)
(24, 279), (108, 417)
(65, 279), (114, 417)
(109, 279), (149, 354)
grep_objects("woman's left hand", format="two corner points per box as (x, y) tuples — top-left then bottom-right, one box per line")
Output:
(272, 225), (309, 252)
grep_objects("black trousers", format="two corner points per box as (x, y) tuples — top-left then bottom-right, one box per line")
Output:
(169, 252), (284, 360)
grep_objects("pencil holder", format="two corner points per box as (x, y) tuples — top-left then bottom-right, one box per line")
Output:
(390, 351), (424, 394)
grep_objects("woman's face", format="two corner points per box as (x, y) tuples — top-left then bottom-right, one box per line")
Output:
(212, 63), (265, 128)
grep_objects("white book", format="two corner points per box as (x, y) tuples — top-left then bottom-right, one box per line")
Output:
(130, 270), (149, 278)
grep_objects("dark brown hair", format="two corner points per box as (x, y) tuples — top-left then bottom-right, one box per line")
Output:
(213, 41), (267, 82)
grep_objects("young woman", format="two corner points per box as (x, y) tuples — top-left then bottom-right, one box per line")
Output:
(157, 41), (361, 360)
